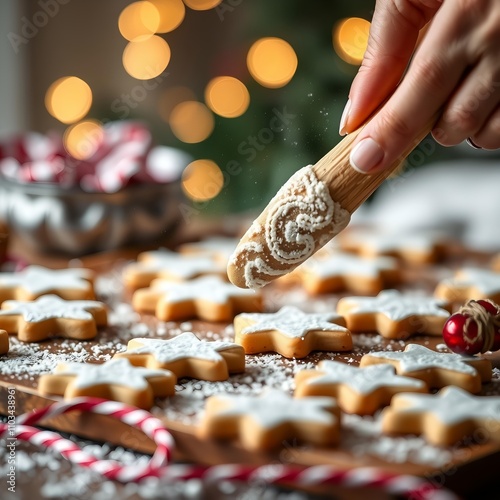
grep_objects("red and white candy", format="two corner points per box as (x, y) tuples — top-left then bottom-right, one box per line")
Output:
(0, 122), (189, 193)
(442, 299), (500, 355)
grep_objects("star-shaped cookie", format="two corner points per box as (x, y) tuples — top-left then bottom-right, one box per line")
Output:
(234, 306), (352, 358)
(114, 331), (245, 381)
(360, 344), (491, 393)
(0, 295), (107, 342)
(340, 228), (443, 264)
(179, 237), (238, 265)
(336, 289), (451, 339)
(295, 360), (427, 415)
(132, 275), (262, 322)
(198, 389), (340, 450)
(291, 252), (400, 295)
(0, 265), (95, 303)
(434, 267), (500, 303)
(123, 249), (225, 290)
(38, 358), (176, 410)
(0, 329), (8, 355)
(382, 386), (500, 446)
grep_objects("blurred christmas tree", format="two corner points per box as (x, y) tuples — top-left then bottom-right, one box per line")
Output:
(173, 0), (376, 215)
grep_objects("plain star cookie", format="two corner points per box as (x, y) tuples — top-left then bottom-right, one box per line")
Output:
(132, 275), (262, 322)
(38, 358), (176, 409)
(234, 306), (352, 358)
(0, 295), (107, 342)
(294, 360), (427, 415)
(0, 329), (8, 354)
(434, 267), (500, 303)
(360, 344), (491, 393)
(123, 249), (225, 290)
(290, 252), (400, 295)
(0, 265), (95, 303)
(198, 388), (340, 451)
(114, 332), (245, 381)
(339, 228), (443, 264)
(382, 386), (500, 446)
(179, 237), (238, 265)
(336, 289), (451, 339)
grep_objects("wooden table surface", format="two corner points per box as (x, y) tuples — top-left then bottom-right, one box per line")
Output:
(2, 230), (500, 499)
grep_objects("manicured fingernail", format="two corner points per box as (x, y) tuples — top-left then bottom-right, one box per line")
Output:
(339, 99), (351, 136)
(350, 138), (384, 173)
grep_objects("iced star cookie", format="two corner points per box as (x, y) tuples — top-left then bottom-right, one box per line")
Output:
(198, 389), (340, 451)
(382, 386), (500, 446)
(0, 295), (107, 342)
(295, 360), (427, 415)
(0, 265), (95, 303)
(434, 267), (500, 303)
(0, 330), (8, 354)
(336, 289), (451, 339)
(360, 344), (491, 393)
(179, 237), (238, 265)
(123, 249), (225, 290)
(234, 306), (352, 358)
(38, 358), (175, 410)
(132, 275), (262, 322)
(114, 332), (245, 381)
(291, 252), (400, 295)
(340, 228), (443, 264)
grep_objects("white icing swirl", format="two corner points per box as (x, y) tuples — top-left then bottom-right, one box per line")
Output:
(230, 165), (350, 289)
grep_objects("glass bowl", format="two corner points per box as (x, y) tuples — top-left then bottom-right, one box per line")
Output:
(0, 176), (183, 256)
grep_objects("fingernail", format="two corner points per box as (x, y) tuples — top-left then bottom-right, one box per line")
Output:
(339, 99), (351, 136)
(350, 138), (384, 173)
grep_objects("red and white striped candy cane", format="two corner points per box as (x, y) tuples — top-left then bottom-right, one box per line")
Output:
(0, 398), (458, 499)
(1, 398), (174, 482)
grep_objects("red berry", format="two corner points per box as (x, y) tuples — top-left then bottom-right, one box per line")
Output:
(442, 313), (483, 355)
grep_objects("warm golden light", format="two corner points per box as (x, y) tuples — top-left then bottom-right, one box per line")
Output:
(118, 1), (160, 41)
(205, 76), (250, 118)
(45, 76), (92, 124)
(182, 159), (224, 201)
(159, 86), (197, 121)
(63, 120), (104, 160)
(247, 37), (298, 88)
(169, 101), (214, 143)
(147, 0), (185, 33)
(122, 35), (171, 80)
(183, 0), (222, 10)
(333, 17), (370, 65)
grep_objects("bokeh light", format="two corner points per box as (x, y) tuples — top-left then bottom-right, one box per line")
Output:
(183, 0), (222, 10)
(205, 76), (250, 118)
(169, 101), (214, 143)
(148, 0), (185, 33)
(118, 1), (160, 41)
(247, 37), (298, 88)
(182, 159), (224, 201)
(45, 76), (92, 124)
(159, 86), (197, 122)
(63, 120), (104, 160)
(122, 35), (171, 79)
(333, 17), (370, 65)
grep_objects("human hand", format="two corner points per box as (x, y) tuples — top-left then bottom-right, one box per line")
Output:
(340, 0), (500, 174)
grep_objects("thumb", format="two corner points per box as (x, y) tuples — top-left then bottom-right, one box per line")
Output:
(340, 0), (441, 136)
